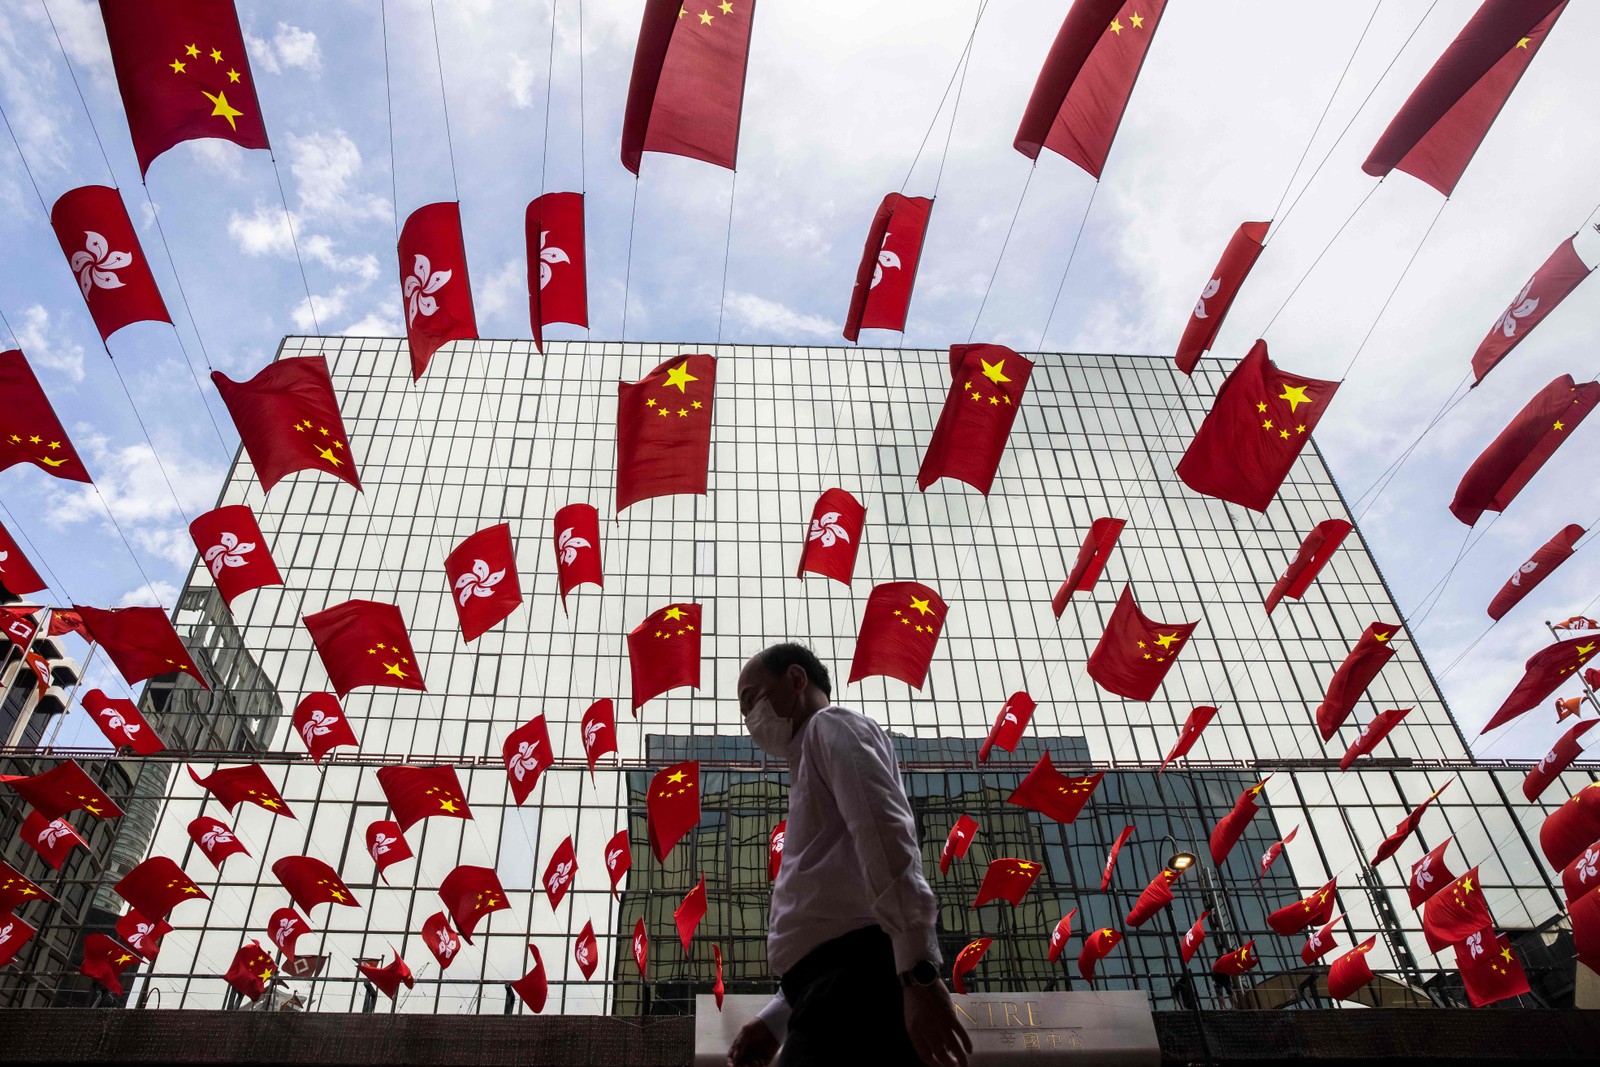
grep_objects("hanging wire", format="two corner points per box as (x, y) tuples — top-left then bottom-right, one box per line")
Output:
(1258, 181), (1380, 338)
(715, 170), (738, 343)
(268, 155), (321, 334)
(900, 0), (990, 194)
(620, 178), (640, 341)
(1037, 182), (1100, 349)
(380, 0), (402, 242)
(967, 163), (1034, 343)
(1340, 198), (1450, 379)
(427, 0), (462, 203)
(540, 0), (560, 196)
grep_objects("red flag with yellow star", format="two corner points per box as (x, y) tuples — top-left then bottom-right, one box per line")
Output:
(1315, 622), (1401, 741)
(272, 855), (359, 916)
(972, 858), (1042, 908)
(1210, 777), (1269, 867)
(844, 193), (933, 343)
(1474, 237), (1593, 382)
(375, 765), (472, 833)
(186, 815), (249, 868)
(628, 603), (702, 709)
(302, 599), (425, 698)
(1482, 634), (1600, 733)
(1452, 374), (1600, 526)
(1489, 523), (1584, 621)
(1176, 340), (1339, 512)
(445, 523), (523, 642)
(1267, 878), (1338, 936)
(620, 0), (755, 173)
(1007, 754), (1101, 824)
(0, 350), (92, 483)
(50, 185), (171, 341)
(213, 356), (361, 493)
(1125, 867), (1179, 927)
(1176, 221), (1269, 375)
(1371, 778), (1453, 865)
(0, 759), (124, 822)
(617, 354), (716, 514)
(1, 861), (56, 911)
(917, 345), (1033, 495)
(99, 0), (270, 175)
(1158, 705), (1218, 773)
(847, 581), (947, 689)
(1328, 937), (1378, 1001)
(188, 504), (282, 609)
(1014, 0), (1168, 176)
(113, 856), (207, 922)
(1211, 940), (1259, 977)
(1339, 708), (1411, 771)
(503, 715), (554, 805)
(1524, 720), (1597, 802)
(1540, 781), (1600, 870)
(951, 937), (992, 994)
(20, 812), (86, 871)
(527, 192), (588, 352)
(1423, 867), (1494, 952)
(1054, 517), (1125, 616)
(979, 691), (1036, 763)
(75, 605), (207, 690)
(646, 761), (701, 864)
(222, 940), (277, 1002)
(438, 864), (509, 943)
(398, 203), (478, 381)
(1456, 928), (1531, 1006)
(1265, 518), (1352, 614)
(1085, 585), (1196, 701)
(187, 763), (293, 818)
(80, 933), (140, 996)
(1078, 927), (1122, 982)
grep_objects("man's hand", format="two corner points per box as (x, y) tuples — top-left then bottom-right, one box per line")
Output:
(904, 980), (973, 1067)
(727, 1018), (780, 1067)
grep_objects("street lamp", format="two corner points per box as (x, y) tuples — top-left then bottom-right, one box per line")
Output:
(1168, 851), (1197, 874)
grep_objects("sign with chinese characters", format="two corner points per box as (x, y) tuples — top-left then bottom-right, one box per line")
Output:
(694, 990), (1158, 1065)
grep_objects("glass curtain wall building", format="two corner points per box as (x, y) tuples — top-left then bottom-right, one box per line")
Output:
(0, 338), (1590, 1013)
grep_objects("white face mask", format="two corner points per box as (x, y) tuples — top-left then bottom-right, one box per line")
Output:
(745, 697), (794, 760)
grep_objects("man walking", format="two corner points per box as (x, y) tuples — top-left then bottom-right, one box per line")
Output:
(726, 643), (971, 1067)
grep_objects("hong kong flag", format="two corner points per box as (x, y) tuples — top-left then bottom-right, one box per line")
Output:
(978, 692), (1036, 763)
(1008, 755), (1101, 824)
(1563, 842), (1600, 903)
(80, 933), (139, 996)
(768, 822), (786, 881)
(188, 764), (292, 818)
(366, 820), (412, 884)
(223, 940), (277, 1002)
(0, 861), (54, 910)
(632, 918), (649, 979)
(972, 858), (1042, 908)
(628, 603), (702, 709)
(796, 488), (866, 585)
(187, 816), (249, 868)
(1315, 622), (1402, 741)
(646, 761), (701, 863)
(0, 911), (36, 968)
(117, 910), (170, 961)
(0, 350), (93, 483)
(1158, 705), (1218, 773)
(3, 608), (42, 653)
(266, 907), (310, 957)
(1180, 911), (1209, 964)
(398, 203), (477, 380)
(76, 605), (206, 689)
(580, 699), (617, 778)
(553, 503), (602, 610)
(1371, 779), (1453, 865)
(1, 760), (123, 821)
(1339, 707), (1411, 771)
(1086, 585), (1196, 701)
(114, 856), (207, 921)
(1053, 517), (1124, 615)
(82, 689), (166, 755)
(605, 828), (632, 898)
(1176, 221), (1269, 375)
(1523, 720), (1596, 802)
(1125, 868), (1178, 927)
(20, 812), (85, 871)
(358, 953), (414, 1001)
(918, 345), (1033, 495)
(302, 599), (426, 697)
(438, 865), (509, 943)
(423, 912), (462, 970)
(189, 505), (282, 609)
(512, 947), (550, 1013)
(50, 185), (171, 341)
(1078, 927), (1122, 983)
(1301, 914), (1343, 965)
(272, 855), (359, 915)
(674, 876), (707, 954)
(620, 0), (755, 174)
(1456, 929), (1531, 1007)
(542, 837), (577, 911)
(1488, 523), (1584, 621)
(0, 521), (46, 595)
(951, 938), (991, 995)
(1410, 838), (1456, 910)
(1264, 519), (1351, 614)
(844, 193), (933, 342)
(939, 814), (979, 875)
(1047, 908), (1078, 962)
(1267, 878), (1337, 936)
(1212, 940), (1259, 977)
(375, 765), (472, 832)
(1423, 867), (1494, 952)
(1451, 374), (1600, 527)
(848, 581), (947, 689)
(616, 354), (717, 514)
(1328, 937), (1378, 1002)
(1102, 825), (1135, 890)
(1473, 237), (1593, 382)
(527, 192), (588, 352)
(1209, 778), (1269, 867)
(291, 692), (358, 763)
(1482, 634), (1600, 734)
(1255, 825), (1298, 884)
(1540, 782), (1600, 870)
(503, 715), (554, 805)
(214, 356), (361, 492)
(445, 524), (522, 642)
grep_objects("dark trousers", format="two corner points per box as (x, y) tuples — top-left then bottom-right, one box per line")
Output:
(776, 925), (922, 1067)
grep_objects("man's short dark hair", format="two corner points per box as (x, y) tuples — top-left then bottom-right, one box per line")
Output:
(759, 642), (832, 698)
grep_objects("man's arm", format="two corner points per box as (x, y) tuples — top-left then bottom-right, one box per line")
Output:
(727, 991), (786, 1067)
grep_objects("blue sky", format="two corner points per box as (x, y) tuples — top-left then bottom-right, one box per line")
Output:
(2, 0), (1599, 757)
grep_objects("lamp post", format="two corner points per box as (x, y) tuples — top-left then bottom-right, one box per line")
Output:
(1160, 835), (1213, 1067)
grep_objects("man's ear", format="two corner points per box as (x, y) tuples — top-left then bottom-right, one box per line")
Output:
(787, 663), (808, 694)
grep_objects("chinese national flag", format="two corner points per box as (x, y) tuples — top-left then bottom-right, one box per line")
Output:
(843, 193), (933, 342)
(1181, 911), (1209, 964)
(1176, 340), (1339, 512)
(647, 761), (700, 863)
(1301, 914), (1343, 964)
(272, 855), (359, 915)
(674, 876), (707, 954)
(1473, 238), (1593, 382)
(1158, 705), (1219, 773)
(1488, 523), (1584, 621)
(76, 605), (206, 689)
(847, 581), (947, 689)
(302, 599), (425, 697)
(1315, 622), (1402, 741)
(1327, 937), (1377, 1001)
(187, 815), (249, 868)
(1451, 374), (1600, 526)
(1540, 781), (1600, 870)
(1008, 755), (1101, 824)
(1086, 585), (1196, 701)
(0, 911), (36, 968)
(951, 938), (991, 995)
(1047, 908), (1078, 963)
(632, 918), (649, 979)
(1014, 0), (1168, 177)
(553, 503), (603, 609)
(114, 856), (207, 921)
(628, 604), (702, 710)
(0, 521), (46, 595)
(423, 912), (462, 970)
(620, 0), (755, 173)
(542, 836), (577, 912)
(511, 946), (549, 1013)
(291, 692), (358, 763)
(1209, 778), (1269, 867)
(1410, 838), (1456, 909)
(1102, 825), (1134, 890)
(99, 0), (269, 175)
(398, 203), (477, 381)
(188, 763), (292, 818)
(1267, 878), (1337, 935)
(445, 524), (523, 642)
(20, 812), (85, 871)
(1422, 867), (1494, 952)
(223, 940), (277, 1002)
(1125, 868), (1178, 928)
(1053, 517), (1124, 616)
(1212, 940), (1259, 977)
(580, 699), (617, 777)
(917, 345), (1033, 495)
(439, 865), (508, 943)
(796, 488), (866, 585)
(1078, 927), (1122, 982)
(49, 609), (90, 640)
(1265, 519), (1351, 614)
(1371, 779), (1453, 865)
(1524, 720), (1596, 802)
(1, 760), (123, 821)
(80, 933), (139, 996)
(605, 829), (632, 898)
(0, 350), (92, 483)
(1256, 826), (1298, 884)
(50, 185), (171, 341)
(213, 356), (362, 493)
(768, 822), (785, 881)
(1339, 707), (1411, 771)
(978, 691), (1036, 762)
(366, 820), (412, 884)
(117, 910), (170, 961)
(1455, 929), (1532, 1007)
(972, 858), (1042, 908)
(616, 354), (716, 513)
(82, 689), (165, 755)
(1, 861), (55, 911)
(1482, 634), (1600, 733)
(375, 765), (472, 832)
(266, 907), (310, 957)
(527, 192), (588, 352)
(1176, 221), (1269, 375)
(939, 815), (979, 875)
(359, 953), (414, 1001)
(189, 505), (282, 609)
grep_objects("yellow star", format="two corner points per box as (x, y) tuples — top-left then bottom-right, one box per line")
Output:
(439, 798), (460, 813)
(116, 953), (134, 965)
(48, 441), (59, 449)
(1278, 384), (1312, 412)
(664, 361), (699, 391)
(201, 89), (245, 130)
(645, 398), (656, 408)
(970, 391), (984, 402)
(1578, 642), (1597, 657)
(1256, 401), (1266, 413)
(261, 797), (281, 809)
(318, 426), (330, 436)
(1461, 876), (1474, 894)
(209, 48), (223, 63)
(664, 606), (685, 621)
(1500, 946), (1513, 962)
(678, 408), (688, 417)
(691, 400), (703, 409)
(185, 43), (200, 57)
(1109, 18), (1123, 34)
(228, 69), (241, 83)
(1373, 632), (1390, 642)
(170, 59), (187, 74)
(1130, 12), (1145, 28)
(720, 0), (733, 11)
(1516, 36), (1530, 48)
(909, 596), (933, 616)
(258, 967), (274, 982)
(317, 445), (343, 467)
(1296, 425), (1306, 434)
(1154, 632), (1179, 649)
(384, 662), (408, 679)
(667, 770), (687, 784)
(1279, 429), (1290, 439)
(989, 395), (1000, 405)
(1262, 419), (1273, 430)
(1016, 861), (1034, 870)
(980, 358), (1011, 385)
(699, 9), (713, 24)
(27, 435), (40, 444)
(1554, 420), (1565, 431)
(657, 408), (669, 417)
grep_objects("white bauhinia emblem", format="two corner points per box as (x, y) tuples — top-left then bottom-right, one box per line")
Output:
(1510, 560), (1539, 587)
(71, 231), (132, 298)
(1414, 864), (1434, 890)
(548, 859), (574, 894)
(1194, 277), (1222, 319)
(454, 558), (506, 605)
(200, 826), (234, 851)
(1307, 930), (1324, 951)
(130, 921), (155, 948)
(97, 705), (140, 740)
(1579, 847), (1599, 883)
(634, 933), (644, 959)
(1538, 746), (1559, 773)
(204, 531), (256, 578)
(1260, 848), (1273, 869)
(1465, 931), (1484, 958)
(575, 940), (591, 966)
(437, 929), (457, 959)
(538, 231), (570, 290)
(557, 527), (590, 566)
(1051, 927), (1063, 946)
(0, 921), (13, 947)
(807, 512), (851, 548)
(871, 235), (900, 289)
(301, 708), (340, 748)
(772, 831), (785, 854)
(371, 832), (396, 859)
(507, 740), (542, 782)
(38, 820), (71, 849)
(273, 918), (297, 947)
(404, 253), (452, 327)
(583, 720), (603, 752)
(606, 847), (624, 870)
(1497, 279), (1539, 339)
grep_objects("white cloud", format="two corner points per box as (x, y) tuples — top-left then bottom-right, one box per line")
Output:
(228, 205), (381, 279)
(509, 56), (537, 109)
(476, 258), (524, 322)
(341, 306), (405, 338)
(723, 292), (836, 339)
(288, 130), (390, 225)
(292, 288), (353, 332)
(116, 580), (181, 609)
(14, 305), (85, 382)
(247, 23), (323, 76)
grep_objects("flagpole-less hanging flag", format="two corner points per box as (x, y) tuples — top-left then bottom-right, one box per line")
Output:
(620, 0), (756, 173)
(796, 488), (866, 585)
(358, 953), (414, 1002)
(1256, 826), (1298, 884)
(0, 350), (94, 483)
(374, 765), (473, 832)
(50, 186), (171, 341)
(213, 356), (362, 492)
(674, 876), (707, 954)
(1473, 237), (1593, 382)
(1101, 826), (1134, 891)
(542, 837), (578, 912)
(1409, 838), (1456, 909)
(266, 908), (310, 958)
(917, 345), (1033, 495)
(553, 504), (603, 609)
(302, 599), (426, 697)
(444, 524), (523, 642)
(580, 699), (618, 778)
(1455, 928), (1532, 1007)
(1481, 635), (1600, 733)
(0, 912), (37, 968)
(366, 821), (413, 884)
(1370, 778), (1453, 865)
(1176, 221), (1270, 375)
(939, 815), (979, 875)
(423, 912), (461, 969)
(1180, 911), (1209, 964)
(398, 203), (478, 381)
(1053, 517), (1124, 616)
(526, 192), (588, 352)
(1314, 622), (1402, 741)
(1211, 940), (1259, 977)
(271, 855), (359, 915)
(0, 521), (47, 595)
(1487, 523), (1584, 621)
(1007, 754), (1101, 824)
(21, 812), (86, 871)
(1085, 585), (1197, 701)
(187, 815), (249, 868)
(1452, 375), (1600, 526)
(848, 581), (948, 689)
(1047, 908), (1078, 963)
(1266, 878), (1338, 936)
(80, 933), (140, 996)
(978, 691), (1036, 763)
(768, 822), (786, 881)
(82, 689), (166, 755)
(646, 761), (701, 863)
(75, 605), (207, 689)
(1209, 777), (1270, 867)
(1158, 705), (1218, 773)
(1362, 0), (1567, 196)
(189, 505), (283, 609)
(503, 715), (554, 805)
(616, 355), (717, 514)
(1125, 867), (1180, 927)
(1301, 914), (1343, 965)
(291, 692), (359, 763)
(951, 938), (992, 995)
(605, 829), (632, 898)
(187, 764), (292, 818)
(972, 858), (1042, 908)
(1422, 867), (1494, 952)
(1328, 937), (1379, 1002)
(1078, 927), (1122, 982)
(1264, 519), (1352, 614)
(1339, 707), (1412, 771)
(1523, 720), (1596, 802)
(628, 604), (702, 710)
(511, 946), (549, 1013)
(843, 194), (934, 343)
(1540, 782), (1600, 870)
(117, 910), (170, 961)
(113, 856), (206, 921)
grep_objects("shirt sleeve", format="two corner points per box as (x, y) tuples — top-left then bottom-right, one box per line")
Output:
(811, 711), (942, 974)
(754, 988), (791, 1041)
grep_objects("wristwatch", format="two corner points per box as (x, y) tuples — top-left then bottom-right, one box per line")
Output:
(898, 960), (939, 988)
